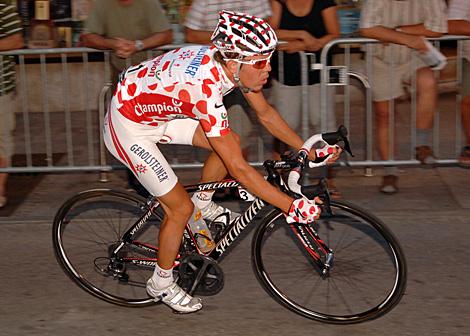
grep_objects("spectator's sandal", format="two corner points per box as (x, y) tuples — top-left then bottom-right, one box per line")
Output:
(458, 145), (470, 168)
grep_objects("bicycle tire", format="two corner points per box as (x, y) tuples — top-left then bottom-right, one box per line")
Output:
(52, 189), (162, 307)
(252, 200), (407, 324)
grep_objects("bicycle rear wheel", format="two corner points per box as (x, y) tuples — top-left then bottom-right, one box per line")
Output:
(252, 200), (407, 324)
(52, 189), (162, 307)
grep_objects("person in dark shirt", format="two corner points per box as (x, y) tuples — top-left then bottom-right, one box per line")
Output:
(268, 0), (340, 196)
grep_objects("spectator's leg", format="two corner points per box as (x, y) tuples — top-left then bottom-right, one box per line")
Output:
(459, 58), (470, 167)
(375, 100), (398, 193)
(374, 100), (392, 162)
(416, 67), (437, 130)
(463, 96), (470, 144)
(415, 67), (437, 164)
(271, 79), (301, 160)
(0, 157), (6, 207)
(309, 83), (341, 197)
(460, 96), (470, 167)
(0, 92), (15, 207)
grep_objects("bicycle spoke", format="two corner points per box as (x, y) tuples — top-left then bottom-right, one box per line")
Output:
(54, 190), (159, 306)
(253, 204), (406, 323)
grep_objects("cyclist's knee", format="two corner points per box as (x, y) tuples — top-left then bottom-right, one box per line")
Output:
(167, 197), (193, 223)
(180, 198), (194, 219)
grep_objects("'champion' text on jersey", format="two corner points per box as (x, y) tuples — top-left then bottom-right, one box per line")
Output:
(112, 46), (235, 137)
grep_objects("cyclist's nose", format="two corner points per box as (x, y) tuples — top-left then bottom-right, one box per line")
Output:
(264, 61), (272, 73)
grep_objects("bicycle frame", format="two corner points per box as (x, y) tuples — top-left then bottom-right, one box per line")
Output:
(112, 160), (335, 275)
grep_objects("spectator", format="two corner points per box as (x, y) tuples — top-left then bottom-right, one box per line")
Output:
(447, 0), (470, 167)
(359, 0), (447, 194)
(0, 1), (23, 208)
(184, 0), (273, 161)
(81, 0), (172, 196)
(268, 0), (340, 197)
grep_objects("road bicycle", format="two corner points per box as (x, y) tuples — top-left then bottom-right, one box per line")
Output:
(52, 126), (407, 324)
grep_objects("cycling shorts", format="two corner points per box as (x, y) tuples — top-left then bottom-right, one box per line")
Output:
(103, 107), (199, 197)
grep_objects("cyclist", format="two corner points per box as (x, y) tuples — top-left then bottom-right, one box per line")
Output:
(103, 10), (340, 313)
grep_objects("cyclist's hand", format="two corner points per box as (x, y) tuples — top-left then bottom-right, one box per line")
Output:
(286, 197), (321, 224)
(315, 145), (342, 165)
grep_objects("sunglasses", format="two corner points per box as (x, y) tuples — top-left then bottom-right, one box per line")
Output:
(226, 54), (273, 69)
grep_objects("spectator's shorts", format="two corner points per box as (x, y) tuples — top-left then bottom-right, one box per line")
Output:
(463, 58), (470, 97)
(271, 79), (336, 131)
(103, 106), (198, 197)
(0, 92), (16, 165)
(370, 56), (428, 102)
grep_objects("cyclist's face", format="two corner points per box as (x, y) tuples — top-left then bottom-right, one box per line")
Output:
(238, 55), (272, 92)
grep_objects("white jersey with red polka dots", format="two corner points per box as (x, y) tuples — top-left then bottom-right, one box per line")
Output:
(112, 45), (235, 137)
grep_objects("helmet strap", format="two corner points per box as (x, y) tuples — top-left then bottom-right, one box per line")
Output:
(233, 62), (253, 93)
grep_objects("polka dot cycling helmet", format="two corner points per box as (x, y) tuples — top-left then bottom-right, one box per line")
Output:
(211, 10), (278, 58)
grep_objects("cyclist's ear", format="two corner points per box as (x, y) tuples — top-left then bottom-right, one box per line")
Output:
(225, 59), (239, 74)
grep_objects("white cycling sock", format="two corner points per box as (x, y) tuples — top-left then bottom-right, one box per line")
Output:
(191, 190), (215, 210)
(152, 263), (174, 290)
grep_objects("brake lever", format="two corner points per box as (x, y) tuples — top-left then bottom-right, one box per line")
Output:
(322, 125), (354, 157)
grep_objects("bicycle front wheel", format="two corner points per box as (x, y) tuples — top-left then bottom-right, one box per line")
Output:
(252, 200), (407, 324)
(52, 189), (162, 307)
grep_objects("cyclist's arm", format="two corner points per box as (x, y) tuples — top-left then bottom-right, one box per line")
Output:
(243, 90), (305, 152)
(207, 132), (293, 213)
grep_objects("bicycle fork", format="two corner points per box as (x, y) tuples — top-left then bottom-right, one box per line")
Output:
(289, 223), (334, 277)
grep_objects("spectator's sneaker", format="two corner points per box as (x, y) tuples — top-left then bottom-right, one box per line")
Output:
(458, 145), (470, 168)
(146, 278), (202, 314)
(200, 201), (240, 225)
(415, 146), (436, 165)
(380, 175), (398, 194)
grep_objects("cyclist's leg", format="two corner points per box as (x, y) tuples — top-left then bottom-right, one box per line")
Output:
(161, 118), (233, 182)
(157, 183), (193, 269)
(104, 112), (202, 312)
(163, 119), (241, 220)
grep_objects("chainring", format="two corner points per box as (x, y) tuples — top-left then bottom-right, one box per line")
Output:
(177, 254), (224, 296)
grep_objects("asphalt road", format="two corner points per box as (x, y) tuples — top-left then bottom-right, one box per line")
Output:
(1, 167), (469, 336)
(1, 213), (469, 335)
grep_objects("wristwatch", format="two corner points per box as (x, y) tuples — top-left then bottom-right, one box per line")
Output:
(135, 40), (144, 51)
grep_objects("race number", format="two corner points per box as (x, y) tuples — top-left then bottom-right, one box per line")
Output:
(237, 186), (255, 202)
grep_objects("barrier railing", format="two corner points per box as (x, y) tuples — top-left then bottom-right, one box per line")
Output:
(317, 35), (470, 167)
(1, 36), (469, 174)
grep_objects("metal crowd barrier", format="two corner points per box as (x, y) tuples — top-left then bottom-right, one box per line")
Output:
(0, 36), (469, 174)
(316, 35), (470, 167)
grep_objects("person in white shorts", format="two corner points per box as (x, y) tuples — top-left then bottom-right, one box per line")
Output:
(359, 0), (447, 194)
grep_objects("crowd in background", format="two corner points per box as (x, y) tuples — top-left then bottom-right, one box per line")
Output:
(1, 0), (469, 208)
